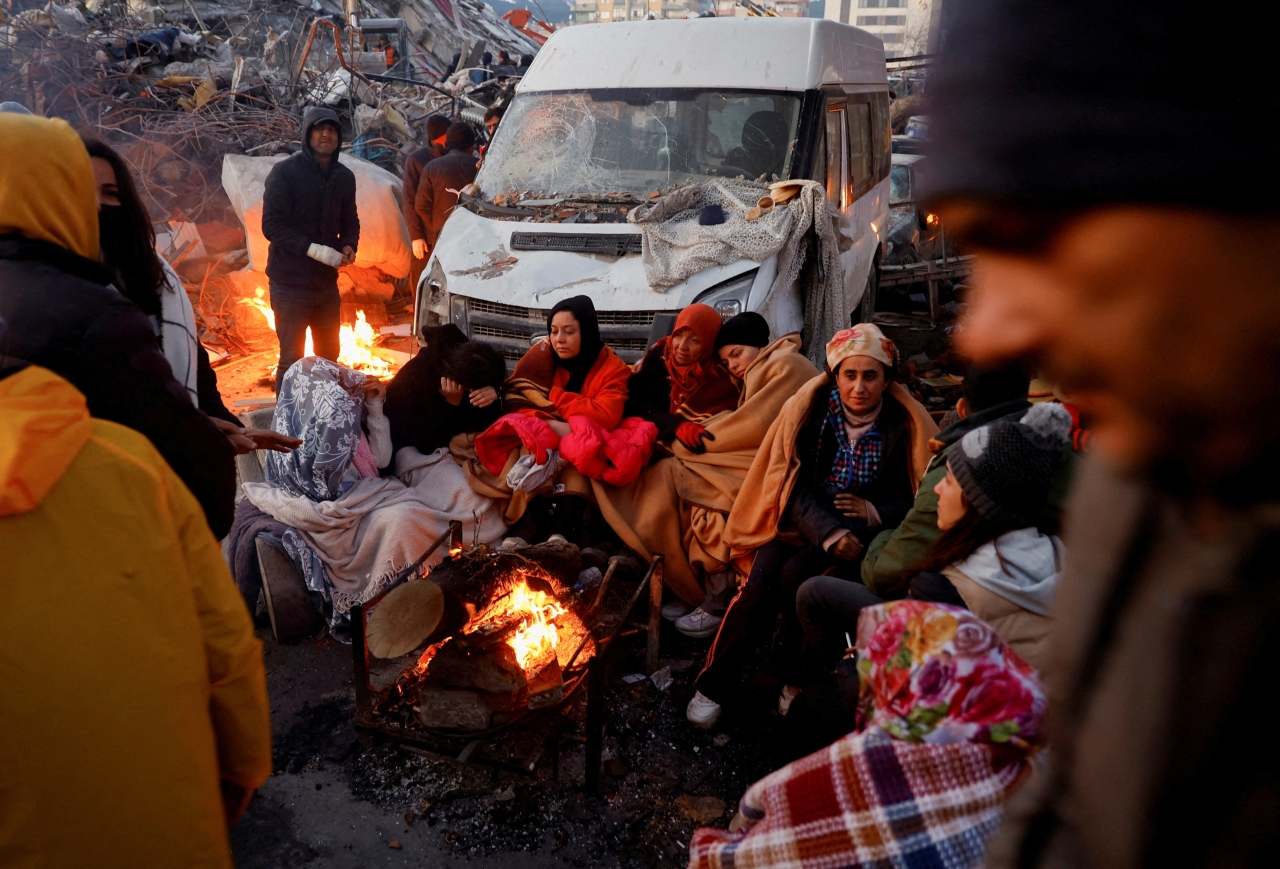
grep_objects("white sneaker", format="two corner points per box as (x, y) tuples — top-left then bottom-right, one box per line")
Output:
(686, 691), (722, 729)
(777, 684), (801, 716)
(674, 607), (723, 639)
(661, 599), (695, 621)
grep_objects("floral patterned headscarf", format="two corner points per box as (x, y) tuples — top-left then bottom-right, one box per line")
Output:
(856, 600), (1047, 750)
(266, 357), (368, 501)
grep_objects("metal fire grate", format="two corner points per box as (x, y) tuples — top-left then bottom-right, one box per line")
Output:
(509, 232), (642, 257)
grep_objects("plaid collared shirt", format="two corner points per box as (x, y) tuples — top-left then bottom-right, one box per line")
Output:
(818, 386), (883, 491)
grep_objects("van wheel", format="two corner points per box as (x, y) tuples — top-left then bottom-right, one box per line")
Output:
(857, 264), (879, 325)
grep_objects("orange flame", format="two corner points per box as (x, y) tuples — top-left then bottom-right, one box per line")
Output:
(243, 288), (395, 378)
(506, 581), (566, 671)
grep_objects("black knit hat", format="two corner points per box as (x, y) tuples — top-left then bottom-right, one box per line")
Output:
(445, 122), (476, 151)
(923, 0), (1276, 211)
(715, 312), (770, 350)
(947, 403), (1071, 527)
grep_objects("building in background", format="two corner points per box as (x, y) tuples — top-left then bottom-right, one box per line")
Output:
(823, 0), (935, 57)
(712, 0), (811, 16)
(571, 0), (701, 22)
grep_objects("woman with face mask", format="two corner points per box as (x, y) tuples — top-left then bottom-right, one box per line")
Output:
(84, 138), (298, 456)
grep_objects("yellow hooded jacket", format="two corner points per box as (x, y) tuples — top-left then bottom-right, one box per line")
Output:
(0, 367), (271, 869)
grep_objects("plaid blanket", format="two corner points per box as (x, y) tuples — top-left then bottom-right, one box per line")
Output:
(689, 728), (1026, 869)
(689, 602), (1044, 869)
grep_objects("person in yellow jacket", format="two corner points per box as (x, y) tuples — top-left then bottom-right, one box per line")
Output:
(0, 364), (272, 868)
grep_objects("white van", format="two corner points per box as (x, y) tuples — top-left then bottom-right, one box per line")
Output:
(416, 18), (890, 364)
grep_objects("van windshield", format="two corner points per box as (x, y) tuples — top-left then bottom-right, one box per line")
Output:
(477, 88), (805, 201)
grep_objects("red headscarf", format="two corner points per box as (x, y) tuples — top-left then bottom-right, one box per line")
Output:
(662, 303), (723, 413)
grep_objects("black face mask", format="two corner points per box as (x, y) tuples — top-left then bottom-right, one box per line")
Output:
(98, 203), (161, 316)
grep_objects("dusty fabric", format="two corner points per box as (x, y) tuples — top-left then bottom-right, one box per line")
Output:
(688, 601), (1044, 869)
(627, 178), (845, 365)
(724, 377), (938, 574)
(593, 334), (818, 604)
(0, 367), (270, 869)
(265, 357), (368, 501)
(503, 338), (630, 429)
(245, 446), (506, 616)
(0, 114), (98, 259)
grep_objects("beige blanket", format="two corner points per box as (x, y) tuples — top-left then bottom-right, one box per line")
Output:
(723, 378), (939, 575)
(244, 447), (508, 613)
(592, 334), (819, 604)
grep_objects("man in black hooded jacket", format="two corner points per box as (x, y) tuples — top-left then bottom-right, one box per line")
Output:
(262, 107), (360, 384)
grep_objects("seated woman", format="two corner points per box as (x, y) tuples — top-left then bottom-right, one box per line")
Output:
(243, 357), (506, 638)
(689, 324), (937, 728)
(796, 402), (1071, 680)
(624, 303), (740, 453)
(455, 295), (642, 526)
(594, 312), (818, 633)
(688, 601), (1045, 869)
(384, 324), (506, 457)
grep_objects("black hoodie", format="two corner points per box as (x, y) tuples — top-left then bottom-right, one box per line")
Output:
(261, 106), (360, 291)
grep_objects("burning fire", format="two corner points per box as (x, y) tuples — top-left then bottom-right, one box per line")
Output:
(506, 581), (567, 670)
(241, 288), (395, 378)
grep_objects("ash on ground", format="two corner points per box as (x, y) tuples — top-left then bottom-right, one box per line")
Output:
(267, 626), (793, 868)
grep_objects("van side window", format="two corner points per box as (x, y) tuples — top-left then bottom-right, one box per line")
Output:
(869, 91), (891, 182)
(847, 101), (872, 195)
(825, 100), (849, 207)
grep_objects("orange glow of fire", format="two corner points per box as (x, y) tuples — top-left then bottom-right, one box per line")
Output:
(243, 288), (394, 378)
(506, 581), (566, 670)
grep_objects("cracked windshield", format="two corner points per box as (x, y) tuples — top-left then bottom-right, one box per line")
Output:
(477, 89), (804, 201)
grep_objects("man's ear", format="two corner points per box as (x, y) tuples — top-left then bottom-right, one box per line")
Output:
(956, 397), (968, 419)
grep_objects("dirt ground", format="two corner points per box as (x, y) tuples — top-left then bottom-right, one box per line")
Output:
(230, 613), (805, 869)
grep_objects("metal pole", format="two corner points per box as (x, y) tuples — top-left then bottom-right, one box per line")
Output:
(352, 603), (371, 709)
(646, 556), (664, 674)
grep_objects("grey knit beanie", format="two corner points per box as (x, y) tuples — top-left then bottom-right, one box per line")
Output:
(948, 403), (1071, 527)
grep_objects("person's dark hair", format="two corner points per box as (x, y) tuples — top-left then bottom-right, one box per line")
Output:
(445, 121), (476, 151)
(483, 105), (505, 123)
(82, 137), (166, 316)
(546, 295), (604, 393)
(425, 114), (450, 142)
(442, 340), (506, 391)
(962, 362), (1031, 412)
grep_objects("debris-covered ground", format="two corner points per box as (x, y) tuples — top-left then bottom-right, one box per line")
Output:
(233, 614), (801, 868)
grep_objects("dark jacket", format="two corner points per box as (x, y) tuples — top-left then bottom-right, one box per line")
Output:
(787, 390), (915, 548)
(0, 235), (236, 538)
(383, 325), (503, 456)
(262, 107), (360, 291)
(987, 456), (1280, 869)
(414, 149), (478, 249)
(625, 343), (685, 441)
(402, 143), (444, 243)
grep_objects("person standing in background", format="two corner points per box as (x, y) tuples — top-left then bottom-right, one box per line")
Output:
(402, 113), (451, 290)
(414, 122), (478, 255)
(261, 107), (360, 388)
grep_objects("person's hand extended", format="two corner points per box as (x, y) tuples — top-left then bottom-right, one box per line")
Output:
(341, 245), (356, 266)
(675, 421), (714, 453)
(440, 376), (466, 406)
(830, 533), (864, 562)
(469, 385), (498, 408)
(363, 380), (386, 402)
(211, 417), (301, 455)
(412, 239), (427, 259)
(834, 493), (871, 520)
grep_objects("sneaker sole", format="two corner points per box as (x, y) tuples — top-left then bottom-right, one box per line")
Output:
(675, 624), (721, 639)
(688, 713), (720, 730)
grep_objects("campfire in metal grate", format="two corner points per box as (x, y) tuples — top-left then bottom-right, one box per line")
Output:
(367, 540), (598, 734)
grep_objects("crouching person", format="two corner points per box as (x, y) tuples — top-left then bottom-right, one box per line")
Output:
(0, 365), (271, 867)
(688, 601), (1045, 869)
(690, 324), (937, 728)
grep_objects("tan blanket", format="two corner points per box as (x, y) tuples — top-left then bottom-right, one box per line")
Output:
(722, 378), (938, 575)
(592, 334), (819, 604)
(451, 431), (593, 526)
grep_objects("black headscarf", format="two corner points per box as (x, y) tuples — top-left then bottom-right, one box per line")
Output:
(547, 295), (603, 394)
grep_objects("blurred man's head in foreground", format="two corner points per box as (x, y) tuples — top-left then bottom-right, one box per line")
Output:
(924, 0), (1278, 496)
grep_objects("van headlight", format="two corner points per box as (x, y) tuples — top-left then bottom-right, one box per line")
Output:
(694, 270), (757, 320)
(418, 259), (451, 339)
